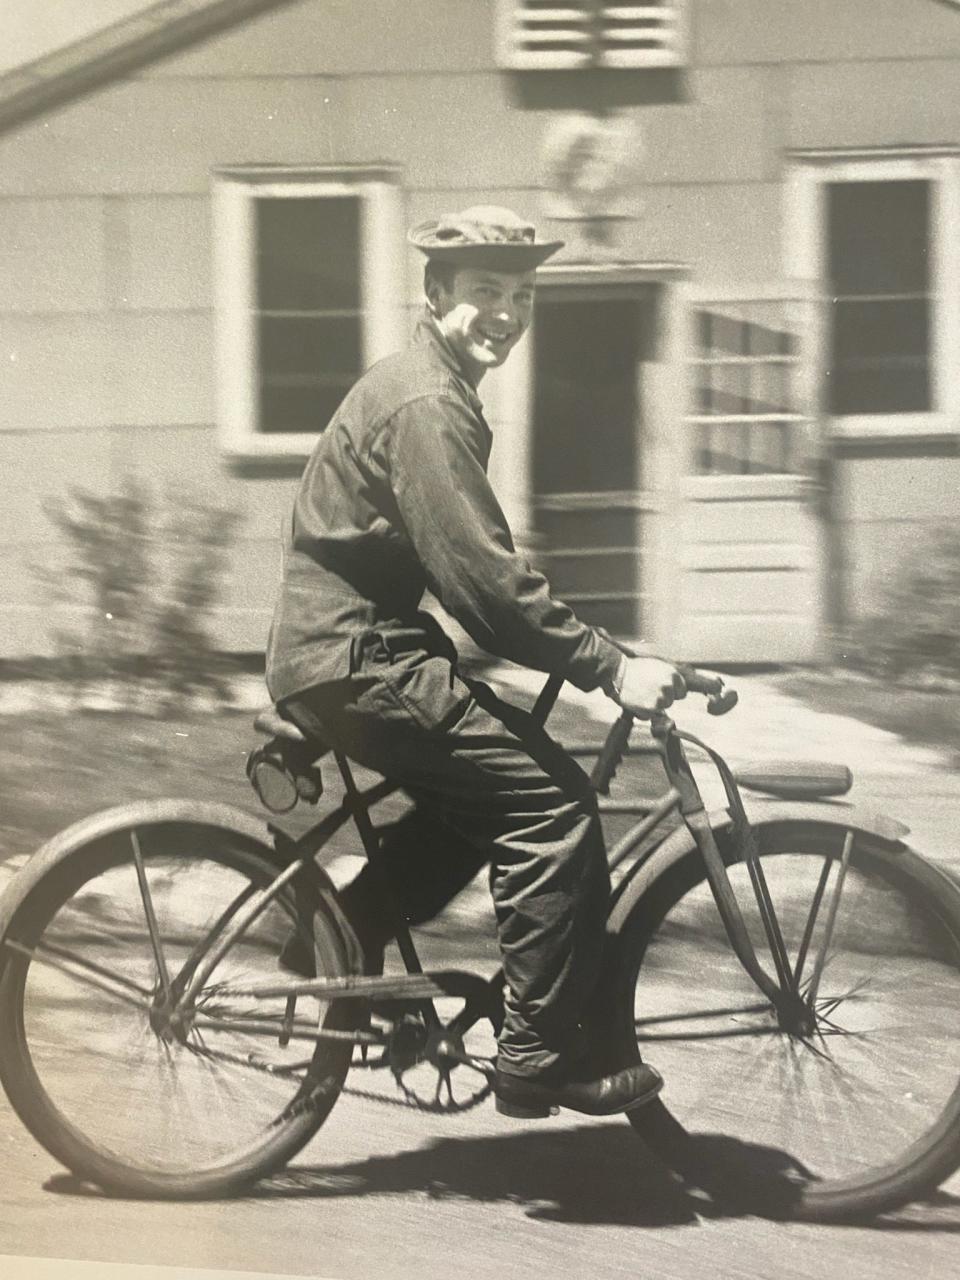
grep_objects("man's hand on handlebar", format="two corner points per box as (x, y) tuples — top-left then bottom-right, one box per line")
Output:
(607, 656), (687, 719)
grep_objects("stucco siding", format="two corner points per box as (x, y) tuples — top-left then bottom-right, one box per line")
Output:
(788, 59), (960, 150)
(141, 0), (496, 78)
(696, 0), (960, 65)
(0, 77), (343, 197)
(123, 196), (212, 311)
(0, 197), (109, 313)
(0, 63), (789, 198)
(835, 455), (960, 618)
(1, 312), (214, 431)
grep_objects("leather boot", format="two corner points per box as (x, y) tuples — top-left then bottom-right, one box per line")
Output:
(495, 1060), (663, 1118)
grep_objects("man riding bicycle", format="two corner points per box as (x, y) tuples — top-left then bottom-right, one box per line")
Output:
(265, 205), (685, 1119)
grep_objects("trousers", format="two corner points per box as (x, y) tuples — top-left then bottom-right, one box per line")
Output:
(280, 640), (611, 1078)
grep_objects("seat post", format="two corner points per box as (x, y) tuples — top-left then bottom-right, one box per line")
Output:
(333, 752), (427, 980)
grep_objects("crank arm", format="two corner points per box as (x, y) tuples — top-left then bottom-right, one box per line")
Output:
(214, 968), (494, 1006)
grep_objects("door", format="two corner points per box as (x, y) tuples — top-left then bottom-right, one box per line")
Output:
(679, 290), (824, 662)
(530, 284), (657, 638)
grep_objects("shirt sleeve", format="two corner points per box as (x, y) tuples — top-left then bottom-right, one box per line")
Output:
(382, 393), (623, 693)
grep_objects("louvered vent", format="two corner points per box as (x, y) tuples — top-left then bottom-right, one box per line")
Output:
(497, 2), (685, 70)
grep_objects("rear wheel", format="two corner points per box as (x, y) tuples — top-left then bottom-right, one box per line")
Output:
(617, 821), (960, 1221)
(0, 822), (355, 1198)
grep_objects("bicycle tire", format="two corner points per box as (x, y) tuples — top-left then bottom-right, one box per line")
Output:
(0, 821), (356, 1198)
(612, 819), (960, 1222)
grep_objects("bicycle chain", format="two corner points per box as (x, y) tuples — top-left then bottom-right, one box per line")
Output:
(182, 1031), (494, 1115)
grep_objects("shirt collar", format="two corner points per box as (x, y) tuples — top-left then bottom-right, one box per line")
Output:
(414, 311), (485, 414)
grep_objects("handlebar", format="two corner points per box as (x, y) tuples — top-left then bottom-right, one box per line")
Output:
(676, 665), (739, 717)
(586, 646), (739, 795)
(597, 628), (739, 718)
(530, 641), (739, 795)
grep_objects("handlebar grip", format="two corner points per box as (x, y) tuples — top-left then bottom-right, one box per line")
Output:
(707, 687), (738, 716)
(675, 663), (722, 696)
(676, 664), (738, 716)
(590, 711), (634, 796)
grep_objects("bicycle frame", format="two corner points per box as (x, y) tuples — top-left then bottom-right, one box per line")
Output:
(182, 676), (822, 1039)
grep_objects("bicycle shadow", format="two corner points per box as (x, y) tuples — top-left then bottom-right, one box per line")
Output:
(43, 1126), (960, 1231)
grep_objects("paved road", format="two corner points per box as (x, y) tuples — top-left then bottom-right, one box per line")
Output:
(1, 673), (959, 1279)
(0, 1033), (958, 1280)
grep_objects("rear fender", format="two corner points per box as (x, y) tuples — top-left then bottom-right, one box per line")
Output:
(0, 799), (361, 973)
(608, 796), (911, 938)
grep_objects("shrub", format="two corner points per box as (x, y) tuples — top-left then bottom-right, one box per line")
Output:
(36, 476), (242, 712)
(842, 522), (960, 685)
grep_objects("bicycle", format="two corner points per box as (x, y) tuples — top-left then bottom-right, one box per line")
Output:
(1, 662), (959, 1223)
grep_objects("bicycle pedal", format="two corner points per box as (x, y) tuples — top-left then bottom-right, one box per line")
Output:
(495, 1097), (557, 1120)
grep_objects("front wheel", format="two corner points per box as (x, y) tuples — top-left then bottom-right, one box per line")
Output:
(615, 820), (960, 1221)
(0, 821), (356, 1198)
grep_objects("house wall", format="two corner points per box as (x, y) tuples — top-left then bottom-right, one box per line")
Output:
(834, 447), (960, 623)
(1, 0), (959, 656)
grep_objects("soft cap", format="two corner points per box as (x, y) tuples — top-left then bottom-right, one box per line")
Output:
(408, 204), (563, 269)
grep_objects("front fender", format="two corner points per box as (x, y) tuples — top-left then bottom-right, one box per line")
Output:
(608, 796), (911, 937)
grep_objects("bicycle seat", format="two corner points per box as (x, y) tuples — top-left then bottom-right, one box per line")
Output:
(254, 706), (309, 743)
(733, 760), (853, 799)
(248, 707), (330, 813)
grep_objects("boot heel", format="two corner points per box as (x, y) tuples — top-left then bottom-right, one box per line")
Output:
(495, 1096), (553, 1119)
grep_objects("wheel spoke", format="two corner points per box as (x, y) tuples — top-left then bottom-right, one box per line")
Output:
(746, 847), (795, 995)
(130, 829), (172, 998)
(4, 938), (152, 1010)
(792, 856), (833, 988)
(804, 829), (855, 1008)
(635, 999), (771, 1028)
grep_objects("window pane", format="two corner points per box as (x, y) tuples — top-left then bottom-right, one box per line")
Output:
(259, 316), (362, 377)
(259, 381), (355, 435)
(828, 181), (929, 296)
(829, 299), (930, 414)
(254, 195), (362, 433)
(256, 196), (360, 312)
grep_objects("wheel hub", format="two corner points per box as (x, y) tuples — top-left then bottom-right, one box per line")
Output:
(148, 997), (194, 1044)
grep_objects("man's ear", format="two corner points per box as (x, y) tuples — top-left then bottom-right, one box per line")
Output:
(425, 279), (443, 319)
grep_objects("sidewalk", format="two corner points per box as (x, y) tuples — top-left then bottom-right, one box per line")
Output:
(1, 668), (956, 885)
(486, 663), (960, 872)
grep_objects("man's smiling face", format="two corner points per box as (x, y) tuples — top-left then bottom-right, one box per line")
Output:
(432, 266), (536, 382)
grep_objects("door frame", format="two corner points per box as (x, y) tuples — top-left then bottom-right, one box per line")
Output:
(484, 262), (688, 649)
(677, 280), (827, 662)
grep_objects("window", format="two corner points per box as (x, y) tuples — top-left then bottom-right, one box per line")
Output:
(826, 180), (931, 415)
(214, 167), (404, 460)
(496, 1), (686, 70)
(687, 299), (808, 476)
(787, 151), (960, 437)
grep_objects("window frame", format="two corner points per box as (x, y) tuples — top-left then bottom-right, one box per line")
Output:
(786, 149), (960, 439)
(685, 289), (813, 480)
(495, 0), (687, 71)
(213, 165), (404, 461)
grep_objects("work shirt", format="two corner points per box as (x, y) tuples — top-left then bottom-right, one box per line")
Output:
(265, 314), (623, 703)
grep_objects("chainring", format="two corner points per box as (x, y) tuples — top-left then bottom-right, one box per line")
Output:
(385, 1014), (495, 1113)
